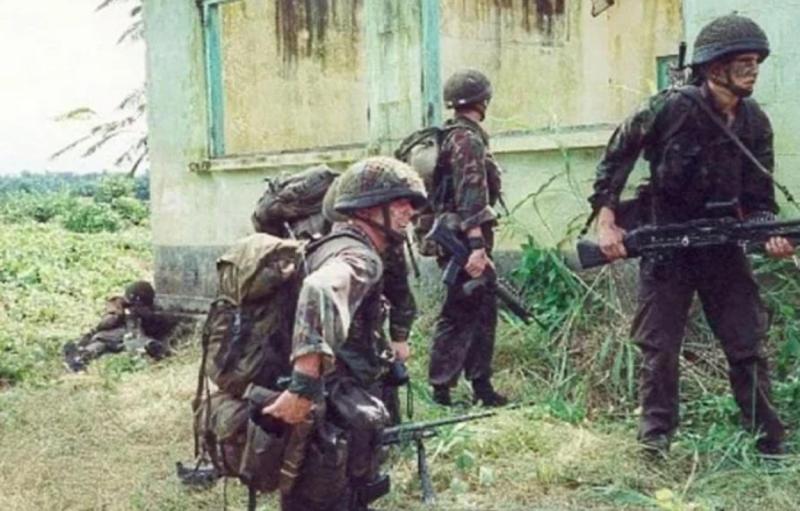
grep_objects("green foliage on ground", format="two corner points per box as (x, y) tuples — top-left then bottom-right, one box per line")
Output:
(0, 173), (150, 234)
(2, 182), (800, 509)
(0, 185), (152, 386)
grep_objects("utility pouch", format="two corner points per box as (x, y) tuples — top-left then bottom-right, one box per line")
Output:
(290, 421), (349, 504)
(239, 385), (287, 492)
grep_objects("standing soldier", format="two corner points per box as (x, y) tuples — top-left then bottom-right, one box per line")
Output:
(428, 69), (507, 407)
(590, 14), (790, 456)
(263, 157), (427, 511)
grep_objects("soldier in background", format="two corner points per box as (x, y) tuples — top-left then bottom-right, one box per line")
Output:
(263, 157), (427, 511)
(63, 281), (169, 371)
(428, 69), (507, 407)
(590, 14), (790, 456)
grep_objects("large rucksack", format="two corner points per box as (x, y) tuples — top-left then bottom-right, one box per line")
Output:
(251, 164), (340, 239)
(191, 233), (306, 499)
(191, 231), (362, 505)
(394, 126), (456, 256)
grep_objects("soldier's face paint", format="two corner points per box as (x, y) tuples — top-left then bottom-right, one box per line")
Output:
(387, 198), (415, 234)
(716, 52), (760, 97)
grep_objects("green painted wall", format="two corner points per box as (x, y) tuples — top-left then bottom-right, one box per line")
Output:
(683, 0), (800, 212)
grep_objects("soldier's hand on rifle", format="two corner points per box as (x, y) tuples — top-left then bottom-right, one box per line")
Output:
(765, 236), (794, 258)
(391, 340), (410, 362)
(262, 390), (313, 424)
(465, 248), (492, 277)
(263, 353), (320, 424)
(597, 207), (627, 260)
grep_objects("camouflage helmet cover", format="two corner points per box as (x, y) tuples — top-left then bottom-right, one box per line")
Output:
(333, 157), (427, 213)
(443, 69), (493, 109)
(692, 13), (769, 66)
(321, 176), (348, 223)
(124, 280), (155, 307)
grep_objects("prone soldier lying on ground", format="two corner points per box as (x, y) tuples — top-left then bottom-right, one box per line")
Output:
(62, 280), (170, 372)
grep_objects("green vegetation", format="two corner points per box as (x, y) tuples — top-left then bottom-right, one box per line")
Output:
(1, 175), (799, 510)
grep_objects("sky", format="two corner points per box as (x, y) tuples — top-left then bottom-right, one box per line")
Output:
(0, 0), (145, 175)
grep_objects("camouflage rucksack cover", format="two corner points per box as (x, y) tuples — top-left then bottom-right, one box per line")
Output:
(192, 233), (309, 495)
(192, 231), (362, 498)
(251, 164), (340, 239)
(200, 233), (306, 397)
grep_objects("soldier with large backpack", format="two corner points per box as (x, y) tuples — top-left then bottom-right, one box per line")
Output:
(408, 69), (507, 408)
(260, 157), (427, 511)
(253, 164), (418, 425)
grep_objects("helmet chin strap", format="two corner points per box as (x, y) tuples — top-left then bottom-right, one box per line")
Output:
(354, 205), (406, 246)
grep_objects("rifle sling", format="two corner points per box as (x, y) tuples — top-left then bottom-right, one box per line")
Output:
(677, 87), (798, 211)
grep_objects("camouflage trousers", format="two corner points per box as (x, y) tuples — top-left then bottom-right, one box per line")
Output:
(632, 247), (784, 449)
(428, 264), (498, 387)
(281, 369), (389, 511)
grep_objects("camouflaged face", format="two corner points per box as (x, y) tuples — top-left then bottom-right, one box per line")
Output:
(334, 156), (427, 212)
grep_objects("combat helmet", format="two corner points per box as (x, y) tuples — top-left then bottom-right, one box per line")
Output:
(321, 176), (348, 223)
(333, 157), (427, 214)
(692, 13), (769, 66)
(443, 69), (493, 109)
(124, 280), (155, 307)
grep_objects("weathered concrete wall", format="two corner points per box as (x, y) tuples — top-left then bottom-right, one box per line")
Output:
(683, 0), (800, 210)
(220, 0), (368, 154)
(455, 0), (683, 247)
(143, 0), (685, 307)
(441, 0), (682, 134)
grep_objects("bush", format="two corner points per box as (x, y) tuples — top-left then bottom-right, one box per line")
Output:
(94, 175), (136, 204)
(111, 196), (149, 225)
(61, 202), (123, 233)
(0, 192), (78, 224)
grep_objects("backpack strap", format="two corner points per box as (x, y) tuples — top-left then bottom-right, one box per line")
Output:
(677, 86), (798, 211)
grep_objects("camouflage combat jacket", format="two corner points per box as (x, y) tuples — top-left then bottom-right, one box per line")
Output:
(382, 243), (415, 342)
(290, 223), (388, 385)
(436, 115), (502, 238)
(590, 84), (777, 224)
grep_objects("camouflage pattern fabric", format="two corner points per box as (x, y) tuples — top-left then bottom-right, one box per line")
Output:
(429, 113), (501, 389)
(590, 84), (776, 223)
(589, 83), (784, 451)
(382, 243), (416, 342)
(283, 223), (392, 510)
(428, 232), (498, 387)
(435, 114), (500, 231)
(63, 294), (166, 371)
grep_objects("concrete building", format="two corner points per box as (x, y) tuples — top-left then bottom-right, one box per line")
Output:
(142, 0), (798, 310)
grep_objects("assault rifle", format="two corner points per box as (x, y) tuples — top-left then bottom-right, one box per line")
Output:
(576, 216), (800, 270)
(381, 409), (498, 503)
(425, 215), (536, 325)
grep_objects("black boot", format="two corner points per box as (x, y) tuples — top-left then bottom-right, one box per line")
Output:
(432, 385), (453, 406)
(471, 378), (508, 407)
(640, 433), (670, 461)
